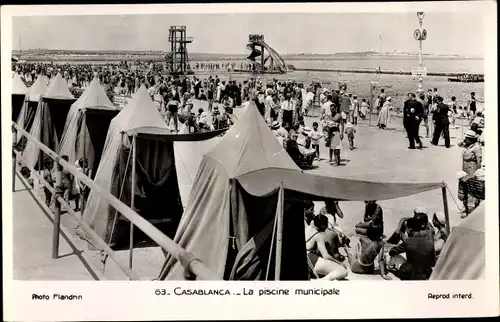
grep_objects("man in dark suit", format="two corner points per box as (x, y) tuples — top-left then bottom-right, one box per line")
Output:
(403, 93), (424, 149)
(431, 96), (451, 148)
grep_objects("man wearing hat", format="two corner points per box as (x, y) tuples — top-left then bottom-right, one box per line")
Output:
(458, 129), (483, 216)
(431, 96), (451, 148)
(271, 121), (288, 147)
(212, 105), (225, 130)
(280, 93), (295, 127)
(403, 93), (424, 149)
(339, 91), (352, 138)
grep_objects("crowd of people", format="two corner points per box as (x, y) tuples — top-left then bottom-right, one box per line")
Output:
(190, 61), (255, 72)
(13, 61), (486, 177)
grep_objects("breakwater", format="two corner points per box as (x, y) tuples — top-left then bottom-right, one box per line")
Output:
(294, 67), (483, 78)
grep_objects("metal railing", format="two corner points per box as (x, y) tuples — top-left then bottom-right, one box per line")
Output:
(12, 121), (218, 281)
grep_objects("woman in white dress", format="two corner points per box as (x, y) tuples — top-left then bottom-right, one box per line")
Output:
(377, 97), (393, 129)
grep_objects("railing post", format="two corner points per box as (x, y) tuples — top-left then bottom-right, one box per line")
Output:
(13, 127), (18, 192)
(52, 160), (63, 259)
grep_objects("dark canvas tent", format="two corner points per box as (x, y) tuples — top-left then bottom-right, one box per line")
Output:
(16, 74), (49, 134)
(82, 86), (224, 250)
(430, 203), (485, 280)
(12, 73), (28, 122)
(58, 77), (120, 175)
(22, 73), (76, 169)
(158, 103), (446, 281)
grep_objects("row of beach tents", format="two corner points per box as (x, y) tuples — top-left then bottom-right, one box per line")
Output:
(11, 73), (484, 281)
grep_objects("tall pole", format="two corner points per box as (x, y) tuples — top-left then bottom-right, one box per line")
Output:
(129, 134), (137, 269)
(441, 185), (451, 233)
(418, 17), (423, 93)
(274, 182), (284, 281)
(415, 12), (427, 95)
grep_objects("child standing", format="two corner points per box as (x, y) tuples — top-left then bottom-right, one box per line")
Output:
(309, 122), (323, 160)
(42, 158), (55, 207)
(56, 155), (78, 212)
(360, 98), (369, 120)
(75, 158), (91, 213)
(329, 124), (342, 166)
(345, 122), (356, 150)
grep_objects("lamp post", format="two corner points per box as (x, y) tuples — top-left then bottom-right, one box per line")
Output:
(414, 12), (427, 94)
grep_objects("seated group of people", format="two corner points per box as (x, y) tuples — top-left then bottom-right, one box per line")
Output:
(270, 116), (317, 169)
(383, 208), (449, 280)
(304, 199), (450, 281)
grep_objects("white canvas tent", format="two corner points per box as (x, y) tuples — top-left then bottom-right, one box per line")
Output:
(58, 77), (119, 174)
(430, 203), (485, 280)
(82, 85), (225, 251)
(22, 73), (76, 169)
(12, 73), (28, 121)
(174, 137), (221, 207)
(16, 74), (49, 134)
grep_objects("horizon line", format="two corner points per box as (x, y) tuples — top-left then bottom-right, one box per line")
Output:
(11, 48), (484, 58)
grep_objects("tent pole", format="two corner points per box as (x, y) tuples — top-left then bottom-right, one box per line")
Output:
(442, 184), (451, 232)
(81, 110), (87, 216)
(129, 133), (137, 270)
(274, 182), (284, 281)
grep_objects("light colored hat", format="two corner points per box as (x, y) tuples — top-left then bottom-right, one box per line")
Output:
(456, 170), (467, 180)
(387, 96), (392, 101)
(433, 212), (446, 225)
(414, 207), (428, 215)
(474, 168), (485, 181)
(271, 121), (280, 129)
(185, 99), (194, 105)
(464, 130), (478, 139)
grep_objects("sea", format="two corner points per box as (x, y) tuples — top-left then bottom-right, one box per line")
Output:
(191, 57), (485, 109)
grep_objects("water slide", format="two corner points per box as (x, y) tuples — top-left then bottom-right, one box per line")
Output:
(246, 35), (290, 73)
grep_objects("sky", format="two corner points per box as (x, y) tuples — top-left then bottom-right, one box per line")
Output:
(12, 12), (485, 56)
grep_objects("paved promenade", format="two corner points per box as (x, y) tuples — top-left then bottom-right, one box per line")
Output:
(12, 176), (97, 280)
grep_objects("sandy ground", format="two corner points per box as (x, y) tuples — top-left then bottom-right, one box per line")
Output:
(12, 110), (469, 281)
